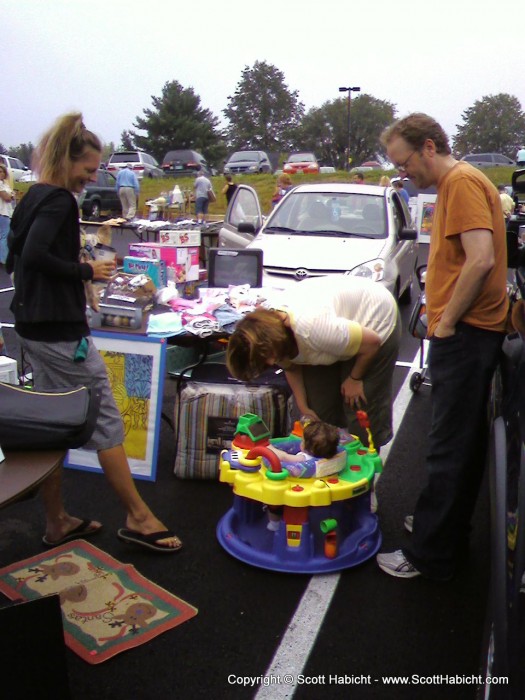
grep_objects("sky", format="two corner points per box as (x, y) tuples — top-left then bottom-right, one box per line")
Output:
(3, 0), (524, 157)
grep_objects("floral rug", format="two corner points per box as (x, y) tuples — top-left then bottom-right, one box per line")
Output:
(0, 540), (197, 664)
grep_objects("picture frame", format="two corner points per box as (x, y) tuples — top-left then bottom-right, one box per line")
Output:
(416, 194), (437, 244)
(65, 331), (166, 481)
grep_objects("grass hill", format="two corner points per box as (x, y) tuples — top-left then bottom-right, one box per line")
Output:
(14, 166), (518, 219)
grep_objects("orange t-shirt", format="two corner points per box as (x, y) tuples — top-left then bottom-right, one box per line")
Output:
(425, 162), (508, 336)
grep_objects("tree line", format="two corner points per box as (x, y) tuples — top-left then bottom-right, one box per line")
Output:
(3, 61), (525, 170)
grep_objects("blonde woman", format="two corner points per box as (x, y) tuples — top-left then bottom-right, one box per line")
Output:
(0, 164), (14, 265)
(379, 175), (391, 187)
(7, 112), (182, 553)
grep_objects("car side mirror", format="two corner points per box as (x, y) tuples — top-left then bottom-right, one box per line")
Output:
(238, 221), (256, 235)
(399, 226), (417, 240)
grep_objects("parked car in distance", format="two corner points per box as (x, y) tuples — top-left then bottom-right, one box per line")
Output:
(161, 149), (211, 177)
(18, 170), (38, 183)
(351, 160), (383, 173)
(223, 151), (272, 175)
(283, 152), (319, 175)
(218, 182), (418, 302)
(461, 153), (516, 168)
(0, 154), (30, 181)
(106, 150), (163, 179)
(78, 168), (122, 220)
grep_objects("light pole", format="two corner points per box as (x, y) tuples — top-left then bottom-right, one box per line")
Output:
(339, 86), (361, 171)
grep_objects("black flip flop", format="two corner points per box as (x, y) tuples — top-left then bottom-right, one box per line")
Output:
(117, 528), (182, 553)
(42, 519), (102, 547)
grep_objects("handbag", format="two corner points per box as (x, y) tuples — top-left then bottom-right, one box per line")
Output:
(408, 292), (428, 339)
(0, 382), (100, 451)
(208, 189), (217, 204)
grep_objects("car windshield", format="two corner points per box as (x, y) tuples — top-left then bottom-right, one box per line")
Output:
(230, 152), (258, 162)
(111, 153), (140, 163)
(288, 153), (315, 163)
(264, 192), (387, 238)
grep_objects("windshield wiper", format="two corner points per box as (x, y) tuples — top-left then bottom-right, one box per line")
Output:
(263, 226), (300, 233)
(303, 229), (378, 239)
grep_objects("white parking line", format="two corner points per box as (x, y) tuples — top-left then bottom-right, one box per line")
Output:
(255, 350), (422, 699)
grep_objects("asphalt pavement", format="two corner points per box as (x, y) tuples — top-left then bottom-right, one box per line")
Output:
(0, 247), (495, 700)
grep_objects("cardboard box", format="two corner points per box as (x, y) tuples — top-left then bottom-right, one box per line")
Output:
(158, 229), (201, 247)
(123, 256), (167, 288)
(128, 243), (199, 283)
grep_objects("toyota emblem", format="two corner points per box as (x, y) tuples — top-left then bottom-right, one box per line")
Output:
(294, 268), (309, 279)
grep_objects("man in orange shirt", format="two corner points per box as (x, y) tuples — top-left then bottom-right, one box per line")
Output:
(376, 113), (508, 580)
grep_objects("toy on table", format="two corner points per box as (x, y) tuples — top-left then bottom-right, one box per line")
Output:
(216, 413), (382, 574)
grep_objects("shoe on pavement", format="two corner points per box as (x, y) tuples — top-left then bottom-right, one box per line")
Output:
(376, 550), (421, 578)
(404, 515), (413, 533)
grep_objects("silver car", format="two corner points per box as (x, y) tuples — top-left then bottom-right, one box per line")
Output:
(218, 183), (418, 302)
(106, 150), (163, 180)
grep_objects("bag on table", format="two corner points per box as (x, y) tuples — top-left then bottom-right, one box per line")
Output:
(0, 382), (100, 450)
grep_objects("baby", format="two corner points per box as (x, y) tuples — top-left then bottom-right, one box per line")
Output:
(265, 420), (340, 531)
(268, 420), (339, 464)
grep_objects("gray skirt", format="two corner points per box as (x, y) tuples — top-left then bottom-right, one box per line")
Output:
(20, 336), (125, 451)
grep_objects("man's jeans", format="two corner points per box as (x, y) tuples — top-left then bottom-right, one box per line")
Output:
(405, 322), (504, 580)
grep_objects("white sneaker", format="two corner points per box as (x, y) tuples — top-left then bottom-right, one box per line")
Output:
(370, 490), (378, 513)
(267, 519), (280, 532)
(404, 515), (413, 533)
(376, 550), (421, 578)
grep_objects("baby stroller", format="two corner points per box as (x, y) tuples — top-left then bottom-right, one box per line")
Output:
(408, 264), (430, 393)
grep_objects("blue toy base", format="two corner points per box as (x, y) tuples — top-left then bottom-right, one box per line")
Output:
(216, 493), (381, 574)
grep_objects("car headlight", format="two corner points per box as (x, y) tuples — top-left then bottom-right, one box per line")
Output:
(347, 259), (385, 282)
(247, 165), (257, 172)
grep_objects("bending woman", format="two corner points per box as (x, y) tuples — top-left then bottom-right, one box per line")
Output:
(226, 276), (401, 449)
(7, 112), (181, 553)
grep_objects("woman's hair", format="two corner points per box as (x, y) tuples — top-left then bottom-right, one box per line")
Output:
(0, 164), (7, 179)
(381, 112), (451, 155)
(278, 173), (292, 187)
(303, 421), (339, 459)
(34, 112), (102, 189)
(226, 308), (296, 381)
(379, 175), (391, 187)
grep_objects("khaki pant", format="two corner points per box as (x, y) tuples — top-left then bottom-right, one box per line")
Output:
(118, 187), (137, 219)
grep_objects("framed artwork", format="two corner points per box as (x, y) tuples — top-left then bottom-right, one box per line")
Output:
(66, 331), (166, 481)
(416, 194), (437, 243)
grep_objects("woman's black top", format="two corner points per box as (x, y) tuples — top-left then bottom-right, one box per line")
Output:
(8, 184), (93, 342)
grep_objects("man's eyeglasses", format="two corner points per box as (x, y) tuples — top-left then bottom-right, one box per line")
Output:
(395, 150), (418, 171)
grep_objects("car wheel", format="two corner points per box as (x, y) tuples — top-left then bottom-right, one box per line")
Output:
(89, 200), (101, 219)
